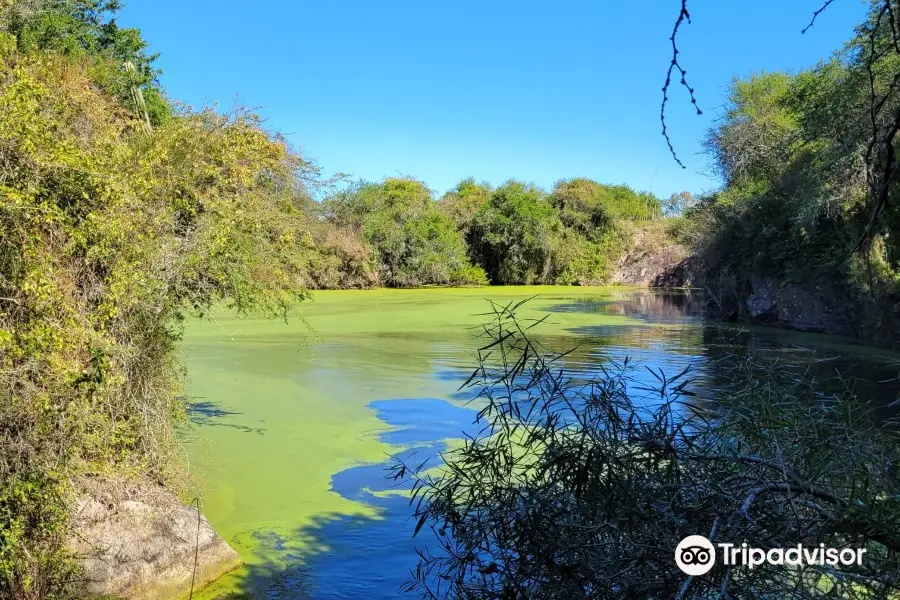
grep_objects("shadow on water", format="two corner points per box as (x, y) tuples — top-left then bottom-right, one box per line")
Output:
(209, 511), (420, 599)
(214, 398), (477, 599)
(699, 326), (900, 418)
(186, 399), (267, 435)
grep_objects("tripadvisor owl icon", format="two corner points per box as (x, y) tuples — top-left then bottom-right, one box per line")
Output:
(675, 535), (716, 576)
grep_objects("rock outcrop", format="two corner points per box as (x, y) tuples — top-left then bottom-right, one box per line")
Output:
(741, 276), (857, 336)
(651, 255), (705, 288)
(70, 482), (239, 600)
(610, 221), (695, 287)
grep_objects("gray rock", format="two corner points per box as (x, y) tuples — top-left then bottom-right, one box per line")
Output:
(746, 277), (777, 320)
(70, 488), (240, 600)
(773, 284), (827, 332)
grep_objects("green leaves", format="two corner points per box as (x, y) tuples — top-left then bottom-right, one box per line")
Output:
(692, 34), (900, 344)
(468, 180), (557, 285)
(465, 178), (648, 285)
(0, 40), (317, 596)
(323, 178), (486, 287)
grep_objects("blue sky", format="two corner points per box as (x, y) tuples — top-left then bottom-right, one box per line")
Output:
(119, 0), (867, 198)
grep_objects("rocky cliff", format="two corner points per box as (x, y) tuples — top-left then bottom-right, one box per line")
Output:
(610, 220), (696, 287)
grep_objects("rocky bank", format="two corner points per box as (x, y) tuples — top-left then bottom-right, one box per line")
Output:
(70, 482), (239, 600)
(611, 221), (697, 286)
(607, 221), (873, 340)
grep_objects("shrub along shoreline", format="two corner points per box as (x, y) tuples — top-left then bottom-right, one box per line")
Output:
(3, 0), (900, 598)
(305, 177), (667, 290)
(0, 3), (673, 597)
(0, 3), (317, 595)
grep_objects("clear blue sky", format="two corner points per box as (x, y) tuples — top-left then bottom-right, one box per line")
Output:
(119, 0), (867, 198)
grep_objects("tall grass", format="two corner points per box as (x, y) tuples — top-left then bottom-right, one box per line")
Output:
(392, 302), (900, 599)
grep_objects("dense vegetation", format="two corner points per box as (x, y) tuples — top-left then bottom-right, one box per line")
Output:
(0, 2), (668, 597)
(676, 3), (900, 345)
(394, 304), (900, 599)
(0, 2), (321, 597)
(321, 178), (486, 287)
(316, 176), (664, 287)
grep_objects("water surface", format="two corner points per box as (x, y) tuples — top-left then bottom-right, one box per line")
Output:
(180, 287), (898, 599)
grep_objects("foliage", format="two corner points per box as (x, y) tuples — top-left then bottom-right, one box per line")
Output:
(468, 181), (559, 285)
(550, 230), (618, 286)
(439, 178), (493, 235)
(551, 178), (662, 223)
(548, 178), (615, 236)
(685, 36), (900, 342)
(0, 0), (170, 125)
(323, 178), (487, 287)
(393, 304), (900, 599)
(662, 191), (696, 217)
(321, 174), (662, 289)
(298, 223), (379, 290)
(0, 39), (316, 596)
(465, 179), (647, 285)
(705, 72), (798, 187)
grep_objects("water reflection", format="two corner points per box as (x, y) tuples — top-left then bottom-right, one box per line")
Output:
(556, 291), (899, 410)
(547, 288), (706, 324)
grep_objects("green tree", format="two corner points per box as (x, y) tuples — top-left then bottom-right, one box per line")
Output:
(324, 178), (486, 286)
(551, 178), (662, 222)
(439, 177), (492, 235)
(705, 72), (798, 189)
(686, 34), (900, 343)
(662, 191), (697, 217)
(0, 0), (170, 125)
(548, 178), (615, 237)
(469, 181), (559, 284)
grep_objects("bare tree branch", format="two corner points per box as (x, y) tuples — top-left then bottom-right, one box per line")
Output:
(661, 0), (702, 169)
(802, 0), (838, 34)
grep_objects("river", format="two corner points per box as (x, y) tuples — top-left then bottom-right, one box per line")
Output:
(180, 287), (898, 599)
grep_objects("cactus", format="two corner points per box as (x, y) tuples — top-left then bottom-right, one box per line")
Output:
(123, 61), (153, 134)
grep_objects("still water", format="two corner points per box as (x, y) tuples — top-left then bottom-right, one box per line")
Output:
(180, 287), (898, 599)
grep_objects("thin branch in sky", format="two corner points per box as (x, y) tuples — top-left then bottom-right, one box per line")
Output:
(661, 0), (701, 169)
(802, 0), (838, 34)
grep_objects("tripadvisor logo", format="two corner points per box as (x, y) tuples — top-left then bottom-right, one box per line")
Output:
(674, 535), (868, 576)
(675, 535), (716, 576)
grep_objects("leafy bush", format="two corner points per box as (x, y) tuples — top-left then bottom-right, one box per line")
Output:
(298, 224), (379, 289)
(467, 179), (640, 286)
(0, 37), (315, 596)
(549, 178), (616, 236)
(323, 178), (486, 287)
(551, 178), (662, 223)
(469, 181), (559, 285)
(439, 177), (493, 235)
(1, 0), (171, 125)
(550, 230), (616, 285)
